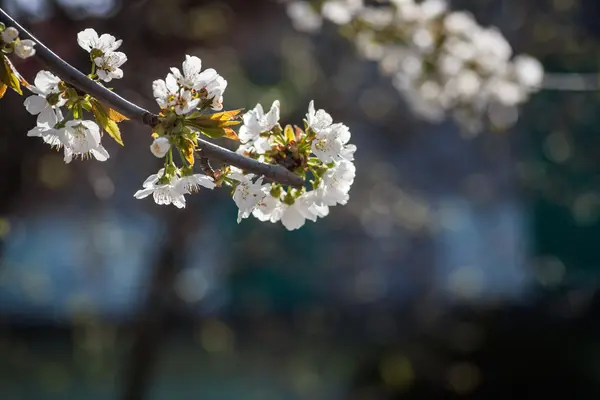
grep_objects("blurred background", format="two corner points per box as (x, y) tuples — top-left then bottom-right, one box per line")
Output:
(1, 0), (600, 398)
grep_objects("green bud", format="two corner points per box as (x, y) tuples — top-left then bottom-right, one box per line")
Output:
(46, 92), (61, 106)
(180, 165), (194, 177)
(66, 87), (79, 101)
(0, 23), (5, 32)
(153, 124), (166, 136)
(90, 48), (103, 60)
(270, 185), (282, 199)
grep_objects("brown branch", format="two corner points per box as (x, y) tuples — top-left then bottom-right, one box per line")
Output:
(0, 7), (304, 188)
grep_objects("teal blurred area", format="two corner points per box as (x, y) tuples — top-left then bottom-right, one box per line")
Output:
(1, 0), (600, 398)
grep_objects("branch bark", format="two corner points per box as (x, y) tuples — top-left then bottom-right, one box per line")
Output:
(0, 7), (304, 188)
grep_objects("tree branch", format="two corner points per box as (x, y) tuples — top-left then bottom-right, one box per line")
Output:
(0, 7), (304, 188)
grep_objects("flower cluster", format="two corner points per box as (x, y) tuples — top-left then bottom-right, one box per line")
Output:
(77, 28), (127, 83)
(6, 23), (356, 230)
(136, 55), (355, 230)
(0, 23), (35, 59)
(230, 101), (356, 230)
(0, 23), (36, 99)
(286, 0), (544, 133)
(134, 55), (230, 208)
(153, 55), (227, 114)
(24, 29), (130, 163)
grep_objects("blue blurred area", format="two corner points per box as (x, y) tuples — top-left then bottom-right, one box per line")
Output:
(1, 0), (600, 398)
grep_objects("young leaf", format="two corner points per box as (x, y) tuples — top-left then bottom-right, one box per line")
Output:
(107, 107), (129, 122)
(185, 109), (242, 140)
(90, 99), (124, 146)
(0, 55), (22, 95)
(284, 124), (295, 143)
(181, 138), (195, 166)
(105, 119), (123, 146)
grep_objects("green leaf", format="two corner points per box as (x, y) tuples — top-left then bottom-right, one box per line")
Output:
(194, 126), (228, 139)
(107, 107), (129, 122)
(91, 99), (124, 146)
(284, 124), (295, 143)
(0, 55), (22, 95)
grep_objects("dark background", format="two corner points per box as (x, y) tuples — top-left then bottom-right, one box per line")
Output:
(2, 0), (600, 398)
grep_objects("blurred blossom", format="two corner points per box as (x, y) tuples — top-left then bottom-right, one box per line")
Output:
(286, 0), (544, 132)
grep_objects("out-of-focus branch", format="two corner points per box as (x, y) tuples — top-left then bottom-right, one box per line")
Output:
(541, 73), (600, 91)
(0, 7), (304, 188)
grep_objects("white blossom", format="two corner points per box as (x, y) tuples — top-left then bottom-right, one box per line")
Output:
(271, 192), (330, 231)
(152, 73), (198, 115)
(1, 27), (18, 43)
(306, 100), (333, 132)
(62, 120), (109, 163)
(24, 71), (66, 126)
(94, 51), (127, 82)
(27, 120), (66, 149)
(150, 137), (171, 158)
(152, 74), (179, 109)
(322, 0), (363, 25)
(288, 0), (544, 132)
(14, 39), (35, 58)
(134, 168), (187, 209)
(306, 101), (353, 163)
(512, 55), (544, 89)
(77, 28), (122, 54)
(315, 160), (356, 206)
(252, 189), (282, 222)
(205, 75), (227, 110)
(174, 89), (199, 115)
(287, 1), (323, 33)
(230, 171), (267, 223)
(312, 122), (352, 163)
(238, 100), (280, 153)
(170, 55), (219, 91)
(179, 174), (216, 193)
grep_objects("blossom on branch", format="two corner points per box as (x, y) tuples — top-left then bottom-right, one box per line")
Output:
(134, 168), (188, 209)
(14, 39), (35, 58)
(62, 120), (109, 163)
(24, 70), (66, 126)
(232, 100), (356, 230)
(94, 51), (127, 82)
(150, 137), (171, 158)
(77, 28), (122, 54)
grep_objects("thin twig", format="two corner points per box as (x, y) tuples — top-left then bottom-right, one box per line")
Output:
(0, 7), (304, 188)
(541, 73), (600, 91)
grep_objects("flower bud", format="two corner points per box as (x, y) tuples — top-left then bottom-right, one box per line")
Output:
(150, 137), (170, 158)
(14, 39), (36, 59)
(1, 27), (19, 44)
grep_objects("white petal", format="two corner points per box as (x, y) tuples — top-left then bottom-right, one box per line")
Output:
(281, 206), (306, 230)
(134, 188), (154, 199)
(96, 69), (111, 82)
(24, 95), (47, 115)
(165, 73), (179, 92)
(170, 67), (183, 80)
(195, 176), (216, 189)
(266, 100), (280, 127)
(77, 28), (98, 52)
(98, 33), (120, 52)
(34, 70), (60, 95)
(182, 55), (202, 78)
(152, 79), (168, 99)
(82, 120), (101, 145)
(90, 146), (110, 161)
(27, 126), (45, 137)
(63, 147), (73, 163)
(37, 107), (59, 127)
